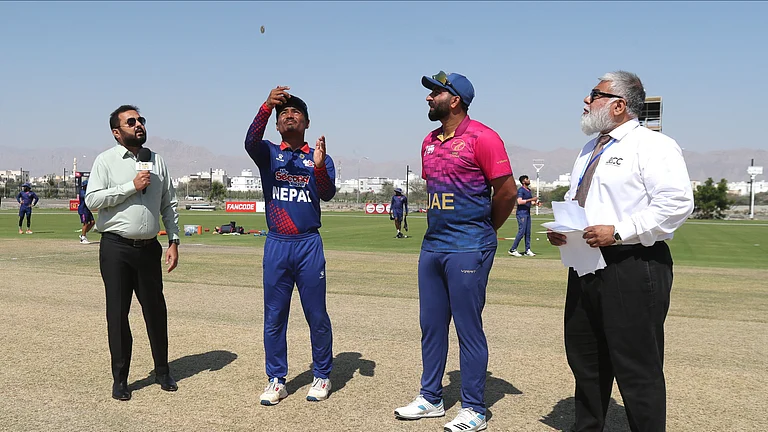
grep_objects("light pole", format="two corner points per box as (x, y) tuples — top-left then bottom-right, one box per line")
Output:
(747, 159), (763, 220)
(532, 159), (544, 216)
(405, 165), (413, 197)
(356, 156), (369, 204)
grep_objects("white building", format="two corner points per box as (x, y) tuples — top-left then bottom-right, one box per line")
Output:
(727, 180), (767, 196)
(0, 170), (30, 183)
(229, 169), (263, 192)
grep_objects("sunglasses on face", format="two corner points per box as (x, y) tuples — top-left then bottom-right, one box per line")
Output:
(589, 89), (624, 103)
(125, 117), (146, 127)
(432, 71), (460, 97)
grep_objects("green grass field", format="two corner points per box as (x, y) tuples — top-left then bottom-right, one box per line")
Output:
(2, 209), (766, 269)
(2, 208), (766, 431)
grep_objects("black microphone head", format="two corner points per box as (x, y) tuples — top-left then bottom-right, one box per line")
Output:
(138, 147), (152, 162)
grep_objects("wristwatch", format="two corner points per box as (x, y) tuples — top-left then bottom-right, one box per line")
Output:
(169, 239), (180, 246)
(613, 227), (623, 246)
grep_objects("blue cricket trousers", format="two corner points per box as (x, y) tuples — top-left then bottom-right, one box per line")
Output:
(263, 232), (333, 381)
(418, 249), (495, 415)
(511, 212), (532, 252)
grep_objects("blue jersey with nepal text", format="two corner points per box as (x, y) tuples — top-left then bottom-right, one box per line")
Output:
(391, 194), (408, 214)
(516, 186), (533, 214)
(16, 190), (39, 209)
(245, 103), (336, 235)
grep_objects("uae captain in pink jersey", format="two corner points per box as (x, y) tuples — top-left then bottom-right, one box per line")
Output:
(394, 72), (517, 432)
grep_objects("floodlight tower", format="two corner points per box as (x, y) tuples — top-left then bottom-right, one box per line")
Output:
(748, 159), (763, 220)
(532, 159), (544, 216)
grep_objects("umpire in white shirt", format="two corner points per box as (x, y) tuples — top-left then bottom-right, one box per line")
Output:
(86, 105), (180, 401)
(548, 71), (694, 431)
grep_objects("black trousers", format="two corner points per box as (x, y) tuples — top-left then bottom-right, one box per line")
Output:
(99, 233), (169, 383)
(565, 241), (673, 432)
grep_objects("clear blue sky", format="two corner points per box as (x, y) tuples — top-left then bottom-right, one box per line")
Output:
(2, 1), (767, 164)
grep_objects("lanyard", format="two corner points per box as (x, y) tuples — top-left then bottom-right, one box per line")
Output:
(578, 138), (616, 187)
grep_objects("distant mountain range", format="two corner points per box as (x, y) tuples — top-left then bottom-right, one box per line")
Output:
(2, 136), (765, 183)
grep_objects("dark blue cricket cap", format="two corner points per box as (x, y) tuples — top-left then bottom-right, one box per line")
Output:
(422, 71), (475, 106)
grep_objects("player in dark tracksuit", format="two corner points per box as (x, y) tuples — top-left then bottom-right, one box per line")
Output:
(16, 183), (39, 234)
(390, 187), (409, 238)
(78, 180), (96, 243)
(245, 86), (336, 405)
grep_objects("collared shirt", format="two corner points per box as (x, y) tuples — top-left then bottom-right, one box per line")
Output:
(391, 194), (408, 214)
(85, 144), (179, 241)
(421, 115), (513, 252)
(564, 119), (694, 246)
(516, 186), (533, 214)
(245, 103), (336, 236)
(16, 190), (39, 208)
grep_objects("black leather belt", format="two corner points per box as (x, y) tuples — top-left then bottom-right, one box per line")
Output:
(102, 232), (157, 247)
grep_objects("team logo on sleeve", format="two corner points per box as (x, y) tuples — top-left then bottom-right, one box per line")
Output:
(424, 144), (435, 155)
(303, 159), (315, 167)
(275, 154), (285, 162)
(275, 169), (311, 187)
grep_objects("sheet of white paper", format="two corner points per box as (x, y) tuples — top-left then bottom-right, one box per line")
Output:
(541, 221), (580, 233)
(552, 201), (589, 231)
(546, 201), (607, 276)
(556, 232), (607, 276)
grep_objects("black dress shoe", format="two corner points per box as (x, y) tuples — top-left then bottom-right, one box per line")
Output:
(155, 373), (178, 392)
(112, 381), (131, 401)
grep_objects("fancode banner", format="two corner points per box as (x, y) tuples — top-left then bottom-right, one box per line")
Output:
(225, 201), (265, 213)
(364, 203), (391, 214)
(69, 200), (79, 211)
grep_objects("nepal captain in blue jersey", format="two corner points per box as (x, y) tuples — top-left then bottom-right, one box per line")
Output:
(245, 86), (336, 405)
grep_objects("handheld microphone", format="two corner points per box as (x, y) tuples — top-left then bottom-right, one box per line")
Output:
(136, 147), (153, 195)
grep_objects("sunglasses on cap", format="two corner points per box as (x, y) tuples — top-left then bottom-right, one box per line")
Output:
(125, 117), (146, 127)
(589, 89), (624, 103)
(432, 71), (460, 96)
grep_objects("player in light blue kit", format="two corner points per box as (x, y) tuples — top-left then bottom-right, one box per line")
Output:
(245, 86), (336, 406)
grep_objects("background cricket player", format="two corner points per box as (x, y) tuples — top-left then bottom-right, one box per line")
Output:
(394, 72), (517, 432)
(16, 183), (39, 234)
(78, 179), (96, 244)
(390, 187), (409, 238)
(245, 86), (336, 406)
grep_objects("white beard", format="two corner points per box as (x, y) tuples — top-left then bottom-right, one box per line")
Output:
(581, 104), (615, 135)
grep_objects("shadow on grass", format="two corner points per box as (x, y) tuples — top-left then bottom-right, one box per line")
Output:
(540, 397), (630, 431)
(130, 350), (238, 391)
(285, 351), (375, 396)
(443, 370), (522, 422)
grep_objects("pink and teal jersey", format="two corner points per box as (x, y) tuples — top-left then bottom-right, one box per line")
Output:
(421, 116), (513, 252)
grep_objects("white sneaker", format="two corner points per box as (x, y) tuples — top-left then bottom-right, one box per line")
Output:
(306, 377), (331, 401)
(444, 407), (487, 432)
(525, 249), (536, 256)
(80, 236), (90, 244)
(394, 395), (445, 420)
(508, 250), (522, 257)
(259, 378), (287, 406)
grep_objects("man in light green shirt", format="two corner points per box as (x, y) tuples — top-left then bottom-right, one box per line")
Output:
(86, 104), (180, 401)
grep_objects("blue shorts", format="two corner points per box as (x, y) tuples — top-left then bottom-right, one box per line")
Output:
(79, 209), (94, 224)
(19, 207), (32, 218)
(392, 211), (403, 221)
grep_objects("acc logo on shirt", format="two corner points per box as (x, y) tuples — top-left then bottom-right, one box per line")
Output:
(275, 169), (310, 187)
(452, 140), (466, 151)
(606, 156), (623, 167)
